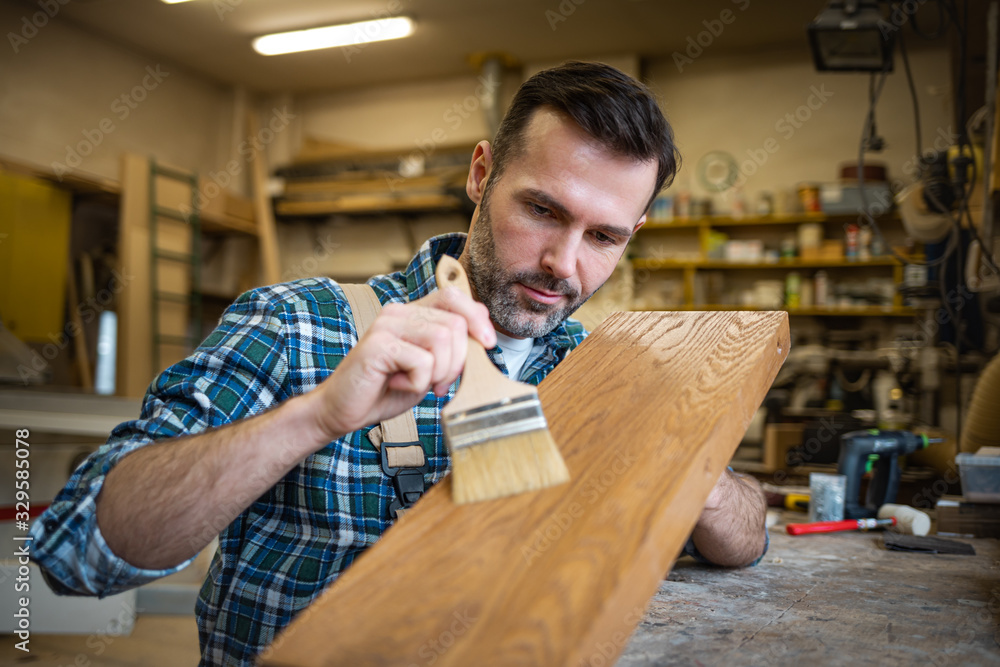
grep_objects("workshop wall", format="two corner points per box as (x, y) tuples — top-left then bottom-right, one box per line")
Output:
(0, 2), (233, 183)
(294, 72), (518, 154)
(646, 45), (951, 206)
(291, 46), (950, 209)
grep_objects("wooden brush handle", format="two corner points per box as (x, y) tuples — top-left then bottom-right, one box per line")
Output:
(435, 256), (505, 388)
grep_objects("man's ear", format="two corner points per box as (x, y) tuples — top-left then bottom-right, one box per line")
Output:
(466, 140), (493, 205)
(633, 214), (647, 234)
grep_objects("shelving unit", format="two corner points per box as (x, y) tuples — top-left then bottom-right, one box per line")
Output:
(629, 212), (915, 317)
(633, 256), (902, 269)
(276, 145), (471, 218)
(272, 145), (473, 282)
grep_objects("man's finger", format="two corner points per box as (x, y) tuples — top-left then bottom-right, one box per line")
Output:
(362, 334), (435, 396)
(376, 304), (468, 390)
(418, 286), (496, 349)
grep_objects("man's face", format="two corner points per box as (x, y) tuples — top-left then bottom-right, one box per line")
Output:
(462, 108), (658, 338)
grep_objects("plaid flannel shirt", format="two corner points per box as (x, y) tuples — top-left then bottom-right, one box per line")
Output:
(29, 233), (589, 666)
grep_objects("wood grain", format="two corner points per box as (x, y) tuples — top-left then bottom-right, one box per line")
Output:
(259, 310), (789, 667)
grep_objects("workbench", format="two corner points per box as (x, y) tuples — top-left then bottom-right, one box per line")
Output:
(6, 510), (998, 665)
(620, 511), (1000, 666)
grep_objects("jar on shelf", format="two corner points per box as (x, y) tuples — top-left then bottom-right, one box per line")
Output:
(785, 271), (801, 308)
(858, 225), (872, 261)
(755, 191), (774, 216)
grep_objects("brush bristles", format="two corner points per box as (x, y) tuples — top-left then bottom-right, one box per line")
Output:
(450, 429), (570, 505)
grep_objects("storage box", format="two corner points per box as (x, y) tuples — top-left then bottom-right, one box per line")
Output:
(820, 182), (893, 216)
(956, 448), (1000, 503)
(0, 561), (136, 635)
(819, 240), (844, 260)
(724, 239), (764, 263)
(763, 423), (805, 471)
(936, 495), (1000, 538)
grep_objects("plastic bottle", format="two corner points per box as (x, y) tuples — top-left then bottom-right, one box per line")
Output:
(845, 223), (860, 262)
(814, 270), (829, 307)
(785, 271), (801, 308)
(859, 225), (872, 261)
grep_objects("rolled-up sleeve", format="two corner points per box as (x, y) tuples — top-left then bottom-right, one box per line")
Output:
(30, 287), (291, 597)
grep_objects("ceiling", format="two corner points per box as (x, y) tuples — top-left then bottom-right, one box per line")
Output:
(50, 0), (831, 93)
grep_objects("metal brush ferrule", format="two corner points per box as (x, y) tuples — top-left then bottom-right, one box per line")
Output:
(444, 395), (548, 450)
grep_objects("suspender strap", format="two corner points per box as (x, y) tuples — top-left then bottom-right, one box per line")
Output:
(340, 284), (427, 519)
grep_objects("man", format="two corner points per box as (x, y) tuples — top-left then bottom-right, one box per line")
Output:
(31, 62), (767, 666)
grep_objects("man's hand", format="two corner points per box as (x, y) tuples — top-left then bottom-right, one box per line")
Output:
(690, 469), (767, 567)
(96, 280), (495, 571)
(305, 284), (496, 441)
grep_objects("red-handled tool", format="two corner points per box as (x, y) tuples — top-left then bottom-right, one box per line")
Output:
(786, 517), (896, 536)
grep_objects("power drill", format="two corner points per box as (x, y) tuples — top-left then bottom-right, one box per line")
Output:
(837, 430), (939, 519)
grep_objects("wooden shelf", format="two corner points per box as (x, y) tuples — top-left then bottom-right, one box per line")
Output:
(200, 210), (258, 235)
(632, 305), (917, 317)
(275, 193), (462, 217)
(0, 153), (121, 198)
(632, 257), (902, 270)
(642, 212), (896, 229)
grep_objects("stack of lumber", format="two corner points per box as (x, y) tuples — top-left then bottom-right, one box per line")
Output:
(275, 139), (473, 217)
(276, 166), (467, 216)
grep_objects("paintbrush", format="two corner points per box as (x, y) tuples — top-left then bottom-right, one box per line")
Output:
(436, 255), (570, 504)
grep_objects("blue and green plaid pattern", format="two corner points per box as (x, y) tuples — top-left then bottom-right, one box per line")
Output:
(30, 233), (586, 666)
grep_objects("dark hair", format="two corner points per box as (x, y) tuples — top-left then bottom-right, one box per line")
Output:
(488, 61), (680, 208)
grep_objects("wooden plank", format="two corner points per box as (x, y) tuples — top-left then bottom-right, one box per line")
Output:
(116, 154), (197, 395)
(248, 111), (282, 285)
(284, 167), (466, 196)
(260, 310), (789, 667)
(198, 176), (255, 222)
(115, 154), (153, 398)
(293, 136), (474, 165)
(201, 210), (259, 236)
(0, 153), (121, 197)
(275, 193), (461, 216)
(66, 259), (92, 390)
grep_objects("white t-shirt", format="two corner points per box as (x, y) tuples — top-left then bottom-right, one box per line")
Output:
(494, 331), (534, 381)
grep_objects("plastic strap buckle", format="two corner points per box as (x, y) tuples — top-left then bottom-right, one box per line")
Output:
(380, 441), (428, 520)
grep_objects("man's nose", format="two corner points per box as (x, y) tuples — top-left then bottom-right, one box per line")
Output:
(540, 232), (579, 280)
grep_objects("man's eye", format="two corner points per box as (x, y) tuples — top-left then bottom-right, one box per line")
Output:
(528, 202), (551, 217)
(593, 232), (616, 245)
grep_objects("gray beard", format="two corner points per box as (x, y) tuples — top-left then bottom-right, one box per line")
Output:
(465, 193), (592, 338)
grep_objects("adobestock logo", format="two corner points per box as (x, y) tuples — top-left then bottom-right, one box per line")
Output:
(50, 65), (171, 179)
(672, 0), (752, 73)
(7, 0), (70, 54)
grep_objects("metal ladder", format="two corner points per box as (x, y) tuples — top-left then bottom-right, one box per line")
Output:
(148, 159), (202, 372)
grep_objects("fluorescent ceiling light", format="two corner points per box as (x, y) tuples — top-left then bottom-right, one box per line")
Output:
(253, 17), (413, 56)
(161, 0), (196, 4)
